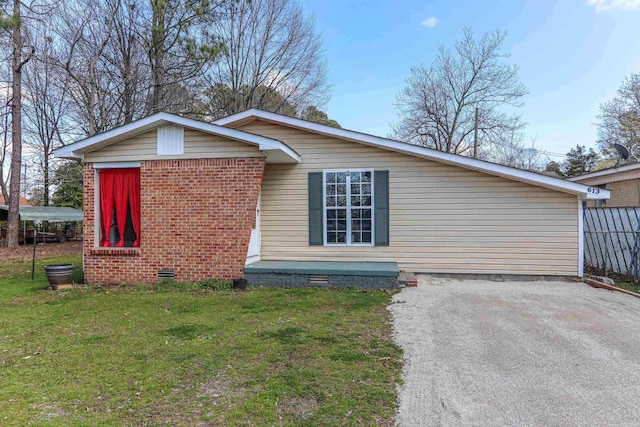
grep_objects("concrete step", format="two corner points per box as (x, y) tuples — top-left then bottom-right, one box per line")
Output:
(398, 271), (417, 287)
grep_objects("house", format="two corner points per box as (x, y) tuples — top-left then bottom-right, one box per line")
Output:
(568, 162), (640, 208)
(0, 195), (33, 206)
(54, 110), (609, 286)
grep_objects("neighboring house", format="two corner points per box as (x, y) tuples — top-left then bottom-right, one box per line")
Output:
(0, 195), (32, 206)
(569, 162), (640, 208)
(54, 109), (609, 286)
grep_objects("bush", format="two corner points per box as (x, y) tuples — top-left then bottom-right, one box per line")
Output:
(70, 268), (84, 284)
(198, 278), (233, 291)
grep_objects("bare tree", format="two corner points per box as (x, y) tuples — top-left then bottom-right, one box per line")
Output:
(23, 31), (72, 206)
(596, 72), (640, 158)
(487, 133), (548, 171)
(205, 0), (329, 118)
(391, 28), (528, 156)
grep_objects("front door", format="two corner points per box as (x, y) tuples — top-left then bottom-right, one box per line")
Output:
(247, 193), (261, 260)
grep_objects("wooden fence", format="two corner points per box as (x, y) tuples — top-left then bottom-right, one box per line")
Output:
(583, 207), (640, 279)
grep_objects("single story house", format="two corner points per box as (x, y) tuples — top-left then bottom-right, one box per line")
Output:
(569, 162), (640, 208)
(54, 109), (609, 286)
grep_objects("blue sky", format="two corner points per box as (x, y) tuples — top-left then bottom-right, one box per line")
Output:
(301, 0), (640, 160)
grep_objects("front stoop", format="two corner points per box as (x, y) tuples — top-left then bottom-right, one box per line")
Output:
(398, 271), (417, 287)
(244, 260), (399, 289)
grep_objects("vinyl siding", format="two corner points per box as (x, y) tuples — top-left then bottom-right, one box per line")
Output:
(238, 121), (579, 276)
(82, 129), (263, 163)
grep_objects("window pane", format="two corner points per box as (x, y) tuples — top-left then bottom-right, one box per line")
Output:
(361, 172), (371, 183)
(352, 232), (361, 243)
(352, 219), (361, 231)
(362, 196), (371, 207)
(351, 172), (361, 183)
(327, 210), (336, 219)
(328, 220), (336, 231)
(351, 196), (360, 207)
(337, 219), (347, 231)
(352, 209), (361, 219)
(337, 232), (346, 243)
(327, 232), (337, 243)
(337, 172), (347, 183)
(362, 183), (371, 195)
(362, 220), (371, 231)
(351, 183), (360, 195)
(326, 196), (335, 207)
(363, 209), (371, 219)
(326, 172), (336, 183)
(326, 184), (336, 195)
(337, 209), (346, 219)
(362, 232), (372, 243)
(337, 184), (347, 195)
(337, 196), (347, 206)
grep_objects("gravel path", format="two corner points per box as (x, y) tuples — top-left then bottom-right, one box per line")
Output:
(390, 276), (640, 426)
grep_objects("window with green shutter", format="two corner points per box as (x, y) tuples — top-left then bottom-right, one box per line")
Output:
(308, 170), (389, 246)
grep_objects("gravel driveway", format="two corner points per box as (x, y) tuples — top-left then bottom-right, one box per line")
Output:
(390, 276), (640, 426)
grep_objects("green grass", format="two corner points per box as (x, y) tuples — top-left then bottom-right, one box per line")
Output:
(612, 281), (640, 293)
(0, 254), (402, 426)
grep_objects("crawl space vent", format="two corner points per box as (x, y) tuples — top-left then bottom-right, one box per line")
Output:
(158, 269), (175, 280)
(309, 274), (329, 285)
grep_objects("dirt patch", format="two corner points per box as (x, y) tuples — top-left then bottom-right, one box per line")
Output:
(0, 241), (82, 263)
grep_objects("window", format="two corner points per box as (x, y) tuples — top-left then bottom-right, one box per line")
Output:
(98, 168), (140, 247)
(324, 170), (373, 245)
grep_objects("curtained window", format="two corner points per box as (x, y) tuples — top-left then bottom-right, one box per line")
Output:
(99, 168), (140, 247)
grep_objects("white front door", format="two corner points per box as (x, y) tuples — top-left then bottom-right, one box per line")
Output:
(247, 193), (261, 260)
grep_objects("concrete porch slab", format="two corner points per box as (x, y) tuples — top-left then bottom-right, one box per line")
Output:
(244, 260), (399, 277)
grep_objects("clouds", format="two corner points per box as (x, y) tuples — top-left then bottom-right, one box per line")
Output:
(587, 0), (640, 12)
(420, 17), (438, 28)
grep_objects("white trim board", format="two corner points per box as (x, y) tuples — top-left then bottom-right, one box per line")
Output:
(54, 112), (301, 164)
(215, 109), (610, 200)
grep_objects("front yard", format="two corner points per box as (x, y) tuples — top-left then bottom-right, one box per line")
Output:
(0, 245), (401, 426)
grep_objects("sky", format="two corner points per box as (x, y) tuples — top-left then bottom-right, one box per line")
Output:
(300, 0), (640, 160)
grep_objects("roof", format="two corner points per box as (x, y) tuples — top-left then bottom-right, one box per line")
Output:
(567, 162), (640, 182)
(53, 112), (301, 164)
(0, 205), (84, 222)
(0, 195), (32, 206)
(215, 109), (610, 200)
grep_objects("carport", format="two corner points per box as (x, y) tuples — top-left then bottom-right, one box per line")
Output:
(0, 205), (83, 242)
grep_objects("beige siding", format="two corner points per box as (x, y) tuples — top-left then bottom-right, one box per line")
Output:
(239, 121), (579, 276)
(82, 129), (263, 163)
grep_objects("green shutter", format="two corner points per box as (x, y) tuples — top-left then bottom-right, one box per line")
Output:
(309, 172), (323, 245)
(374, 170), (389, 246)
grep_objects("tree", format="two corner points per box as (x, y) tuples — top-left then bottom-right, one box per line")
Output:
(205, 0), (329, 116)
(596, 73), (640, 157)
(544, 160), (563, 176)
(51, 160), (82, 209)
(391, 28), (528, 156)
(563, 145), (600, 177)
(1, 0), (35, 247)
(300, 106), (341, 128)
(487, 133), (547, 171)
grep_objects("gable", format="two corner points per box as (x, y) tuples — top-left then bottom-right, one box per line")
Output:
(82, 127), (264, 163)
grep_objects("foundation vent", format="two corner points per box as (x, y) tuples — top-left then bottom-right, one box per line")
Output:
(309, 274), (329, 285)
(158, 269), (175, 281)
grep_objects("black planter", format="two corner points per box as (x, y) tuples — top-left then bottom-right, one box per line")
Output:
(233, 278), (248, 289)
(44, 264), (74, 287)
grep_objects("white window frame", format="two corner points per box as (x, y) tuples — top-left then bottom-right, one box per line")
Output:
(322, 169), (374, 246)
(93, 163), (141, 248)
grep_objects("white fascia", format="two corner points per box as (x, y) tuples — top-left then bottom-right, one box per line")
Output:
(215, 109), (610, 200)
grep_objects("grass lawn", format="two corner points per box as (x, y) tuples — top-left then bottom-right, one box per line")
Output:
(612, 281), (640, 293)
(0, 249), (402, 426)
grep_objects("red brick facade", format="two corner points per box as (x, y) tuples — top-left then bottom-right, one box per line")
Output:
(83, 158), (266, 285)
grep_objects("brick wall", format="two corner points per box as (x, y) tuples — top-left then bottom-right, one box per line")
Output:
(83, 158), (266, 285)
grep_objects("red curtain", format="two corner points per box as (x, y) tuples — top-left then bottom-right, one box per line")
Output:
(113, 171), (130, 247)
(99, 170), (116, 247)
(99, 168), (140, 247)
(127, 169), (141, 247)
